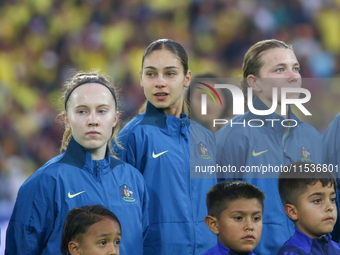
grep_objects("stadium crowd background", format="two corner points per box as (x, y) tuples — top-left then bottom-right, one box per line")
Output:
(1, 0), (340, 251)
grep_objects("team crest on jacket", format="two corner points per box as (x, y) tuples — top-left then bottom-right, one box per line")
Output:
(198, 142), (211, 160)
(300, 147), (311, 162)
(120, 185), (136, 202)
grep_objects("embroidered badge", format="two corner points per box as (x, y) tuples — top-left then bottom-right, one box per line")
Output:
(120, 185), (136, 202)
(199, 142), (211, 160)
(300, 147), (311, 162)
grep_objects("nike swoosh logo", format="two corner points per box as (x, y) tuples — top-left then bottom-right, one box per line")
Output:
(68, 190), (86, 198)
(252, 150), (268, 157)
(152, 150), (169, 158)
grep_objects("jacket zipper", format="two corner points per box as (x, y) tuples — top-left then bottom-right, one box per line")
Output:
(181, 119), (195, 254)
(95, 160), (110, 208)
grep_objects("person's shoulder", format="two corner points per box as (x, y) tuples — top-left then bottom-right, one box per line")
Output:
(110, 157), (144, 179)
(115, 114), (147, 146)
(297, 119), (321, 134)
(17, 154), (66, 203)
(330, 112), (340, 123)
(120, 114), (145, 133)
(276, 232), (309, 255)
(190, 119), (211, 130)
(324, 112), (340, 130)
(201, 246), (217, 255)
(290, 110), (320, 136)
(24, 154), (65, 182)
(331, 240), (340, 250)
(190, 120), (214, 137)
(215, 113), (252, 141)
(276, 244), (307, 255)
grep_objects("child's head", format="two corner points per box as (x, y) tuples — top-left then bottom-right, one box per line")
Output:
(61, 205), (121, 255)
(278, 162), (337, 238)
(205, 180), (265, 253)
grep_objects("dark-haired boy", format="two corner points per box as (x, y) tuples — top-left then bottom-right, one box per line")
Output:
(203, 180), (265, 255)
(277, 161), (340, 254)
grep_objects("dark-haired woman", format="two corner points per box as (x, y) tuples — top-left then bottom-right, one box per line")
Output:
(114, 39), (217, 254)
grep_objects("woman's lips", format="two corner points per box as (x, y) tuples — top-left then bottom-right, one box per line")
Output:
(155, 92), (168, 100)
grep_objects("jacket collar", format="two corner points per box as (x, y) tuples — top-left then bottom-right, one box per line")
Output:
(141, 101), (167, 128)
(141, 101), (189, 130)
(58, 137), (121, 175)
(291, 227), (332, 253)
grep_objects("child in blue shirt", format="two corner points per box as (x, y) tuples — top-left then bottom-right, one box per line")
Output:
(277, 161), (340, 254)
(203, 180), (265, 255)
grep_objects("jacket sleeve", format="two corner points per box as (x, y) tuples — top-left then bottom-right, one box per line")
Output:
(5, 172), (56, 255)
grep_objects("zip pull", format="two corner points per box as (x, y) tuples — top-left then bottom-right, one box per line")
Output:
(95, 161), (99, 178)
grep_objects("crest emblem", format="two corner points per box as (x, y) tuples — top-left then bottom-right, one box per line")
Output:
(120, 185), (136, 202)
(198, 142), (211, 160)
(300, 147), (311, 162)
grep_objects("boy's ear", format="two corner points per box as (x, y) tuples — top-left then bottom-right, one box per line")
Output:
(205, 215), (219, 235)
(68, 241), (80, 255)
(284, 204), (298, 221)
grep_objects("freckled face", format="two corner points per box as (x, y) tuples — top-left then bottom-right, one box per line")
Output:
(63, 83), (118, 157)
(254, 48), (301, 105)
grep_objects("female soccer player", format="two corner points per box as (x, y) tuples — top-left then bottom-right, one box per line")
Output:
(114, 39), (217, 254)
(5, 71), (148, 255)
(61, 205), (121, 255)
(215, 39), (322, 255)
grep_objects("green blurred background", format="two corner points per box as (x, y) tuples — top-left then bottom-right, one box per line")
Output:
(1, 0), (340, 247)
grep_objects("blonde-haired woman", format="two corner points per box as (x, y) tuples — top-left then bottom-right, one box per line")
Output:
(215, 39), (322, 255)
(6, 71), (148, 255)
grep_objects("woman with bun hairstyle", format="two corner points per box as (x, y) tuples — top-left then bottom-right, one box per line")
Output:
(114, 39), (217, 254)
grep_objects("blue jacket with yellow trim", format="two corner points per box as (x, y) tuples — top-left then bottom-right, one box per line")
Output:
(113, 102), (217, 255)
(202, 239), (257, 255)
(215, 97), (322, 255)
(5, 137), (148, 255)
(277, 227), (340, 255)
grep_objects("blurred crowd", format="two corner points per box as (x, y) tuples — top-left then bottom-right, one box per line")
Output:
(1, 0), (340, 221)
